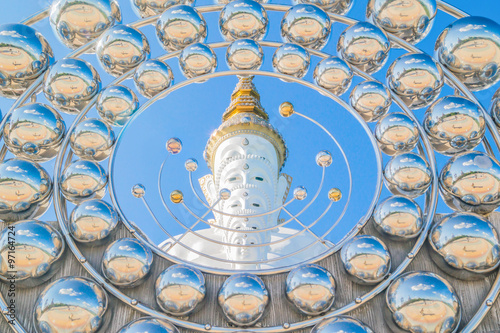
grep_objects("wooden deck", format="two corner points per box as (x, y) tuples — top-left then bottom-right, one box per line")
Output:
(1, 213), (499, 332)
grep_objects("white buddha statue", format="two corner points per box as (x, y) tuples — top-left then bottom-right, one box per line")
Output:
(161, 77), (326, 270)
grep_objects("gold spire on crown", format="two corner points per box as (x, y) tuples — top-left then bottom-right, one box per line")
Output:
(222, 76), (269, 122)
(204, 76), (288, 172)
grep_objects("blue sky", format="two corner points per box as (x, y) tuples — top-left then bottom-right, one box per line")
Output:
(1, 0), (499, 255)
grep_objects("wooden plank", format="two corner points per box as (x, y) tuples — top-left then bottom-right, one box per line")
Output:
(1, 214), (500, 332)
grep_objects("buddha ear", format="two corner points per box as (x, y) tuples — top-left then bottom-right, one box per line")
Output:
(198, 174), (217, 206)
(278, 173), (293, 205)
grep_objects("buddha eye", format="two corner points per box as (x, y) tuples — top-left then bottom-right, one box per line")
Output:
(252, 226), (257, 230)
(252, 203), (260, 207)
(227, 175), (242, 182)
(230, 202), (240, 208)
(254, 176), (264, 182)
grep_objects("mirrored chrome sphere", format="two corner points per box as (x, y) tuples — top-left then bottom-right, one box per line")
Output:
(337, 21), (390, 74)
(132, 184), (146, 198)
(0, 220), (64, 287)
(341, 235), (391, 285)
(96, 24), (150, 77)
(3, 103), (65, 162)
(70, 199), (119, 244)
(166, 137), (182, 154)
(350, 80), (391, 122)
(272, 43), (310, 78)
(49, 0), (122, 49)
(375, 112), (419, 155)
(313, 56), (353, 95)
(60, 159), (108, 204)
(316, 150), (332, 167)
(179, 43), (217, 78)
(280, 101), (295, 117)
(491, 87), (500, 129)
(281, 4), (331, 50)
(170, 190), (184, 203)
(131, 0), (194, 18)
(435, 16), (500, 91)
(367, 0), (437, 45)
(218, 273), (269, 326)
(387, 53), (444, 109)
(156, 5), (207, 52)
(155, 264), (206, 316)
(185, 158), (198, 172)
(43, 58), (101, 115)
(293, 0), (353, 15)
(117, 317), (179, 333)
(424, 96), (485, 155)
(0, 24), (53, 99)
(312, 316), (374, 333)
(293, 186), (307, 200)
(285, 264), (335, 315)
(373, 195), (423, 241)
(226, 39), (264, 71)
(440, 151), (500, 215)
(220, 188), (232, 200)
(134, 59), (174, 98)
(0, 158), (52, 223)
(429, 212), (500, 280)
(102, 238), (153, 287)
(70, 118), (115, 161)
(385, 271), (461, 333)
(220, 0), (268, 41)
(34, 276), (108, 333)
(328, 188), (342, 201)
(97, 84), (139, 126)
(384, 152), (432, 198)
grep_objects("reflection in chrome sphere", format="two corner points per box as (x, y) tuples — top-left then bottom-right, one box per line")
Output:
(424, 96), (485, 155)
(341, 235), (391, 285)
(373, 195), (423, 241)
(156, 5), (207, 52)
(435, 16), (500, 91)
(226, 39), (264, 71)
(131, 0), (195, 18)
(272, 43), (310, 78)
(60, 159), (108, 204)
(166, 137), (182, 154)
(185, 158), (198, 172)
(0, 24), (54, 99)
(117, 317), (179, 333)
(281, 4), (331, 50)
(102, 238), (153, 287)
(350, 80), (391, 122)
(367, 0), (436, 45)
(337, 21), (390, 74)
(34, 276), (108, 333)
(293, 0), (353, 15)
(312, 316), (374, 333)
(132, 184), (146, 198)
(96, 84), (139, 126)
(49, 0), (122, 49)
(316, 150), (332, 167)
(387, 53), (444, 109)
(385, 271), (461, 333)
(293, 186), (307, 200)
(491, 87), (500, 129)
(70, 118), (115, 161)
(429, 213), (500, 281)
(134, 59), (174, 98)
(220, 0), (268, 41)
(439, 151), (500, 215)
(0, 220), (64, 287)
(218, 273), (269, 326)
(155, 264), (206, 316)
(70, 199), (119, 244)
(0, 159), (52, 223)
(3, 103), (65, 162)
(96, 24), (150, 77)
(384, 152), (432, 198)
(375, 112), (419, 155)
(43, 58), (101, 115)
(179, 43), (217, 78)
(313, 56), (353, 95)
(285, 264), (335, 315)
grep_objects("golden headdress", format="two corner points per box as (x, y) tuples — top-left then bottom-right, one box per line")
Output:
(204, 76), (288, 171)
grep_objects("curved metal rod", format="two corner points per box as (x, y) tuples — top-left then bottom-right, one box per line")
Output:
(20, 8), (49, 26)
